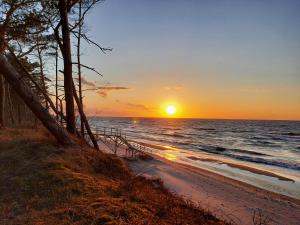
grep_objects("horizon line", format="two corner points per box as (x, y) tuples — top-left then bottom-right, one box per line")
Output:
(85, 115), (300, 122)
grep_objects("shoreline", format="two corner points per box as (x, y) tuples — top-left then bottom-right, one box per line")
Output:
(156, 154), (300, 204)
(133, 140), (298, 181)
(129, 153), (300, 225)
(187, 156), (295, 182)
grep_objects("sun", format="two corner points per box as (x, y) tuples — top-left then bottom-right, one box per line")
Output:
(165, 105), (177, 115)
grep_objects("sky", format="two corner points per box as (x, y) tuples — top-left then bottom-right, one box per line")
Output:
(78, 0), (300, 120)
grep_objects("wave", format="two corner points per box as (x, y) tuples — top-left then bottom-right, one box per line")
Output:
(282, 132), (300, 136)
(93, 118), (300, 172)
(142, 140), (300, 171)
(161, 133), (187, 138)
(187, 156), (294, 182)
(142, 141), (300, 171)
(270, 136), (285, 141)
(248, 139), (281, 147)
(230, 148), (269, 156)
(138, 137), (191, 148)
(230, 129), (253, 133)
(194, 146), (299, 171)
(229, 155), (300, 171)
(194, 145), (268, 156)
(193, 127), (217, 132)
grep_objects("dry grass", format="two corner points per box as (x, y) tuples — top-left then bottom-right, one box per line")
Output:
(0, 128), (229, 225)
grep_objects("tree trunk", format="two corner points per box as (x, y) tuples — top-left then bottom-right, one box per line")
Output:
(0, 54), (73, 145)
(0, 75), (4, 127)
(72, 81), (99, 150)
(77, 0), (84, 136)
(60, 99), (64, 126)
(6, 83), (15, 126)
(37, 46), (48, 109)
(58, 0), (76, 134)
(55, 45), (59, 121)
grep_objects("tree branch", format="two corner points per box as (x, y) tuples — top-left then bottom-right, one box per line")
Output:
(72, 31), (112, 54)
(71, 62), (102, 76)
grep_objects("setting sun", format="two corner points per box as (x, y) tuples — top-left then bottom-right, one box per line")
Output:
(166, 105), (177, 115)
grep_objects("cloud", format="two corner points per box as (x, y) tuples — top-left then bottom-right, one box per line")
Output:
(96, 86), (130, 98)
(98, 86), (129, 90)
(68, 76), (129, 97)
(97, 90), (108, 98)
(56, 76), (129, 98)
(124, 102), (150, 111)
(81, 77), (96, 87)
(115, 100), (151, 111)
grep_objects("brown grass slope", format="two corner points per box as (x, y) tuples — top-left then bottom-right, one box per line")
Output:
(0, 128), (228, 225)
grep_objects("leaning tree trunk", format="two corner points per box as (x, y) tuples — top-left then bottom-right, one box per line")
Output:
(0, 54), (73, 145)
(58, 0), (76, 134)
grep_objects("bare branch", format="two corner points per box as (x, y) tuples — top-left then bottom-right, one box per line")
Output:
(17, 43), (45, 58)
(72, 31), (112, 54)
(71, 62), (102, 76)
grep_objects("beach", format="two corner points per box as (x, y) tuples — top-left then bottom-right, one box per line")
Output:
(92, 118), (300, 198)
(98, 135), (300, 225)
(129, 154), (300, 225)
(93, 117), (300, 224)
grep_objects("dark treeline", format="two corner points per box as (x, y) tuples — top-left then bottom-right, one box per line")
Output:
(0, 0), (110, 147)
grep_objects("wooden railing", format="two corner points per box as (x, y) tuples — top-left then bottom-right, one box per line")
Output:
(81, 124), (152, 158)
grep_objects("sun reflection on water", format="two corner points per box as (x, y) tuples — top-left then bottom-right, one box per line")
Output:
(163, 145), (180, 151)
(164, 153), (177, 160)
(163, 148), (179, 160)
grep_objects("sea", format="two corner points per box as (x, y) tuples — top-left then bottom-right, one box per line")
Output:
(89, 117), (300, 199)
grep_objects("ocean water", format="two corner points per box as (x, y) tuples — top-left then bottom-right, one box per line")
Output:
(89, 117), (300, 199)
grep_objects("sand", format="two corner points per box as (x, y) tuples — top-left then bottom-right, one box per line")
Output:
(129, 155), (300, 225)
(97, 138), (300, 225)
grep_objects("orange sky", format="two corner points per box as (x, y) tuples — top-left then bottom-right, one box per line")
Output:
(82, 82), (300, 120)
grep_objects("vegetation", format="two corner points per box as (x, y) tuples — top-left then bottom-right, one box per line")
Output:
(0, 0), (107, 147)
(0, 128), (228, 225)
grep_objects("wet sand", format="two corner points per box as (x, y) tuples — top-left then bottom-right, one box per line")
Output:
(187, 156), (295, 182)
(129, 154), (300, 225)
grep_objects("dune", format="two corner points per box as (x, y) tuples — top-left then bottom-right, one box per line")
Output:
(0, 128), (227, 225)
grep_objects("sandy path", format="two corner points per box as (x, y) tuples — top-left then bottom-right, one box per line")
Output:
(129, 156), (300, 225)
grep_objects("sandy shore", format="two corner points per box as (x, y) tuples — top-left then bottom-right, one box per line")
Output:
(187, 156), (295, 182)
(129, 155), (300, 225)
